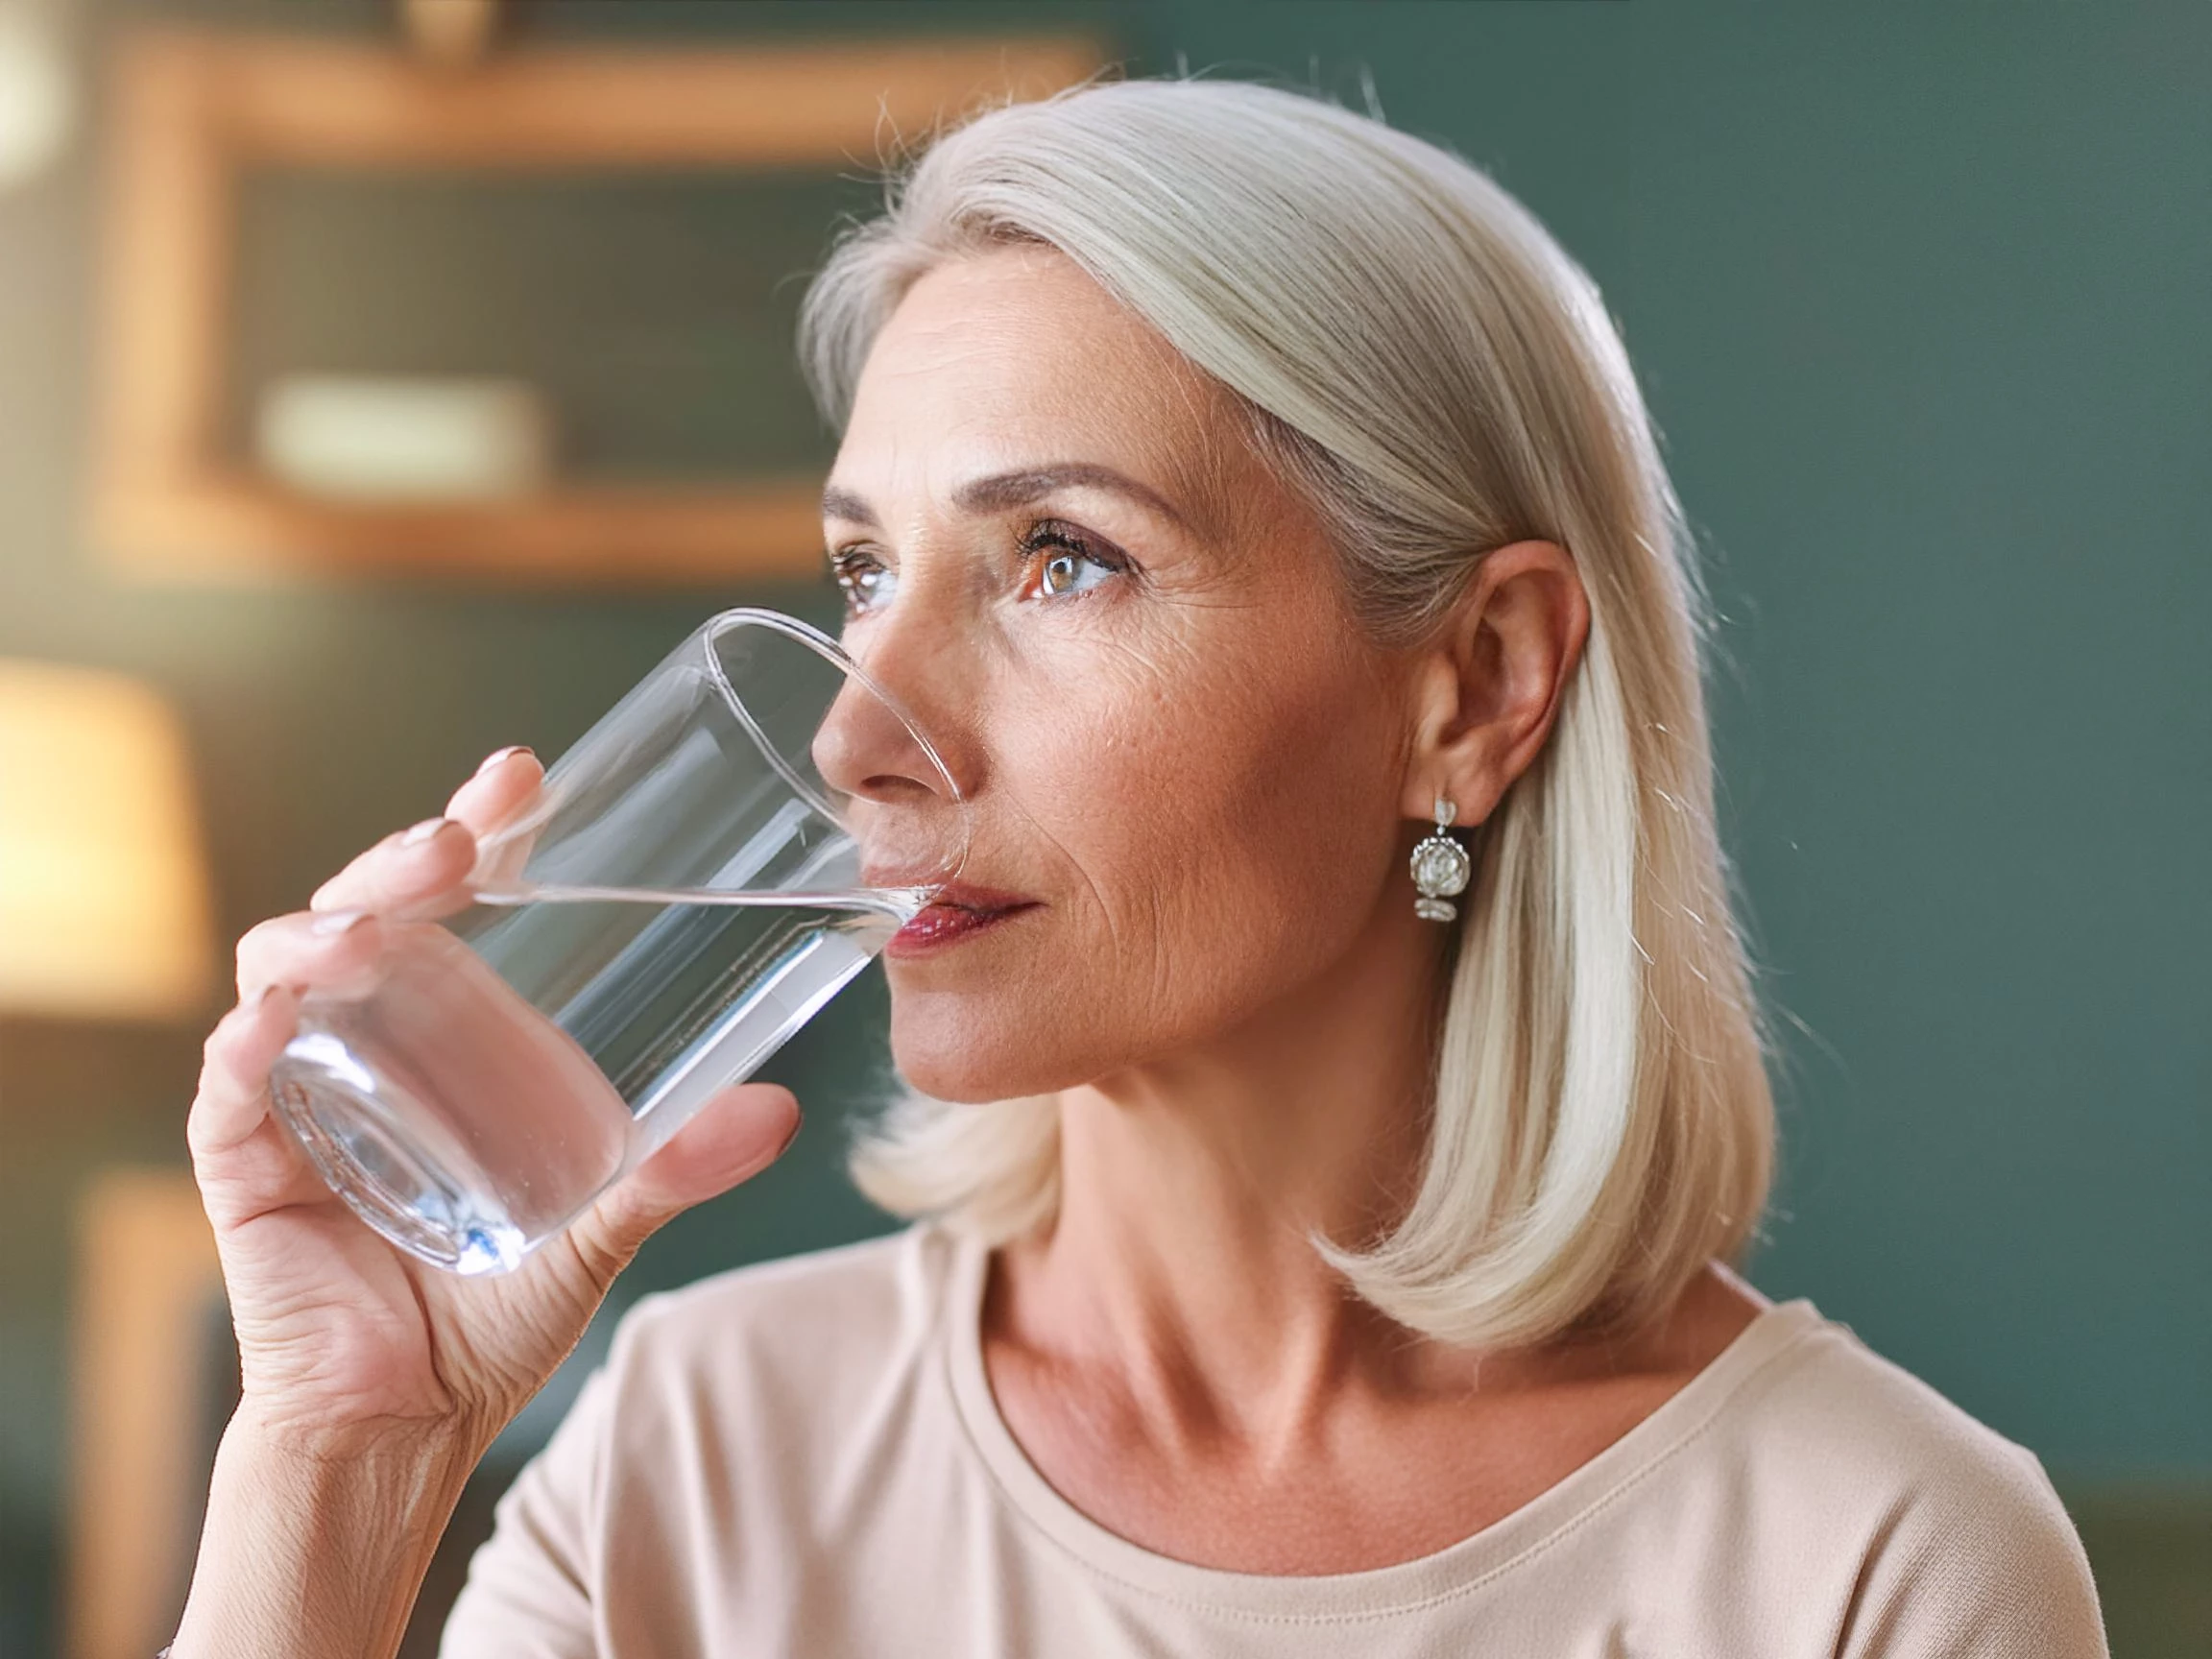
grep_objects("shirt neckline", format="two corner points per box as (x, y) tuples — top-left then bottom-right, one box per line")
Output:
(938, 1226), (1827, 1622)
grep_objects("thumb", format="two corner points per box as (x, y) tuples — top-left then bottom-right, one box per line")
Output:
(565, 1082), (802, 1287)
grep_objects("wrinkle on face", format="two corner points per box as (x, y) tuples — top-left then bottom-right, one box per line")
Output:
(827, 245), (1411, 1102)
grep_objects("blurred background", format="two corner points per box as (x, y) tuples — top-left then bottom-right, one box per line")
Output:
(0, 2), (2204, 1654)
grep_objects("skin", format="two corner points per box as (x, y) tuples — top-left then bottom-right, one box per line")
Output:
(820, 245), (1768, 1573)
(173, 241), (1765, 1656)
(177, 754), (800, 1655)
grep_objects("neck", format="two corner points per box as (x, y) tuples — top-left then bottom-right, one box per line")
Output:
(998, 896), (1455, 1449)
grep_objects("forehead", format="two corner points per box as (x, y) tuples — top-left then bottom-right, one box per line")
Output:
(840, 246), (1260, 535)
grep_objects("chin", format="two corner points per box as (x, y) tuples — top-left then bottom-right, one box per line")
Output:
(885, 1000), (1094, 1103)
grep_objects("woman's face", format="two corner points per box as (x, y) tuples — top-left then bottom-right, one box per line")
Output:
(816, 245), (1420, 1102)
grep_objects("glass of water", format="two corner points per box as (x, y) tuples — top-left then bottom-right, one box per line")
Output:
(267, 607), (966, 1277)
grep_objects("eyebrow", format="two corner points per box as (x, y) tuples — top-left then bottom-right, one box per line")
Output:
(821, 464), (1190, 533)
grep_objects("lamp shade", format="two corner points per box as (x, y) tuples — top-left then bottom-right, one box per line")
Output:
(0, 660), (214, 1020)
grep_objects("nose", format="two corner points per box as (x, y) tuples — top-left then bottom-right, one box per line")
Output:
(809, 624), (976, 813)
(812, 680), (938, 805)
(812, 637), (974, 886)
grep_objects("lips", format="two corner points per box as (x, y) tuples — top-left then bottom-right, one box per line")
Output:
(882, 878), (1039, 958)
(914, 879), (1037, 913)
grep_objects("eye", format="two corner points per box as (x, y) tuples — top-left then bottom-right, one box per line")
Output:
(830, 520), (1134, 617)
(1019, 519), (1129, 603)
(829, 546), (897, 616)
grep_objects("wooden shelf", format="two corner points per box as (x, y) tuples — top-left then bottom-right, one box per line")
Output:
(95, 469), (832, 588)
(88, 28), (1110, 588)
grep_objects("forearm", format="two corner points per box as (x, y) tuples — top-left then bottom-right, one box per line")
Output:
(167, 1411), (480, 1659)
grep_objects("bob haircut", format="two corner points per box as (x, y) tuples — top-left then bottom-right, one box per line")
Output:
(798, 76), (1777, 1352)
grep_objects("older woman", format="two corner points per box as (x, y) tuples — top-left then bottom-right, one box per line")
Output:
(176, 79), (2104, 1657)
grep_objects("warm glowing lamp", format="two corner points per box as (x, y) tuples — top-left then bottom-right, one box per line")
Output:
(0, 659), (214, 1021)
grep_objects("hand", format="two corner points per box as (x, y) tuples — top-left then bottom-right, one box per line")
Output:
(187, 747), (802, 1455)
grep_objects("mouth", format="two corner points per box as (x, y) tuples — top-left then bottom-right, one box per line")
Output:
(883, 879), (1041, 959)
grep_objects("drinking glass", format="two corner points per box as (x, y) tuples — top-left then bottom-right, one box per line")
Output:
(267, 608), (965, 1276)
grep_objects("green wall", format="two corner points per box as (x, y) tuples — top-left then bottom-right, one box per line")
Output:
(2, 3), (2204, 1652)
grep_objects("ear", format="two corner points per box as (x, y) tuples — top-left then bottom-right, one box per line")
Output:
(1401, 540), (1590, 826)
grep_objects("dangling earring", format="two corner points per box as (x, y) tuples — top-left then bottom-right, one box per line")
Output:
(1410, 794), (1472, 923)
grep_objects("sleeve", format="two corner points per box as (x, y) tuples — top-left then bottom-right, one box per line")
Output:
(1838, 1441), (2110, 1659)
(436, 1361), (616, 1659)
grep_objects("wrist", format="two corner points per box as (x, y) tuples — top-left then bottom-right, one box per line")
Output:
(228, 1393), (485, 1466)
(166, 1407), (481, 1659)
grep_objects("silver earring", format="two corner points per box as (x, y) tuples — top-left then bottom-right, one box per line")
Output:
(1410, 794), (1472, 923)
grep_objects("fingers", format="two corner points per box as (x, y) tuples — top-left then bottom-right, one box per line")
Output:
(307, 814), (476, 918)
(191, 984), (298, 1156)
(447, 747), (546, 895)
(234, 907), (388, 1003)
(191, 743), (550, 1245)
(303, 749), (541, 919)
(189, 984), (350, 1228)
(563, 1084), (802, 1292)
(445, 745), (543, 839)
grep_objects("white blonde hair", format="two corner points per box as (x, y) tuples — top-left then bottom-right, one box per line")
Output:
(799, 76), (1776, 1351)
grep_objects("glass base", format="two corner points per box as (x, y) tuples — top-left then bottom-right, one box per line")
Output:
(270, 1041), (528, 1276)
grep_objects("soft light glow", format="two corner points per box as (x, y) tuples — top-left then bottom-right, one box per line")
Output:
(0, 660), (214, 1020)
(0, 3), (74, 189)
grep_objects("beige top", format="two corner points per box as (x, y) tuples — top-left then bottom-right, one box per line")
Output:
(442, 1223), (2107, 1656)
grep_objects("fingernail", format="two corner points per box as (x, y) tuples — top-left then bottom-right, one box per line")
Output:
(475, 745), (534, 778)
(400, 815), (447, 847)
(310, 909), (369, 937)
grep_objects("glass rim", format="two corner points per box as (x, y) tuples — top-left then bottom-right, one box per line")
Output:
(470, 606), (967, 881)
(701, 606), (967, 816)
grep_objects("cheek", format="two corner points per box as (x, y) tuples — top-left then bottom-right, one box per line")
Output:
(1211, 663), (1401, 926)
(1012, 631), (1396, 966)
(885, 625), (1401, 1099)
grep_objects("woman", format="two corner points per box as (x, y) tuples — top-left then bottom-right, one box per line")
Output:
(175, 80), (2104, 1656)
